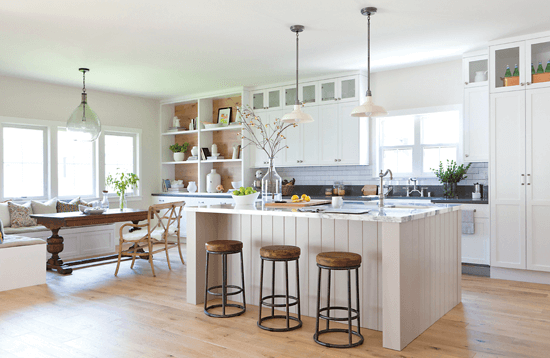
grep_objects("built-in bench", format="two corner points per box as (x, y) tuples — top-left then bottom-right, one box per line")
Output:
(0, 235), (47, 292)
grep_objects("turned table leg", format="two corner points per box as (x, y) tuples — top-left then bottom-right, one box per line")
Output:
(46, 228), (73, 274)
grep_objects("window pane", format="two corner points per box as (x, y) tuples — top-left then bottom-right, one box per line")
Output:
(380, 116), (414, 146)
(423, 147), (457, 173)
(383, 148), (412, 173)
(105, 134), (135, 193)
(421, 111), (459, 144)
(58, 130), (94, 197)
(3, 127), (45, 198)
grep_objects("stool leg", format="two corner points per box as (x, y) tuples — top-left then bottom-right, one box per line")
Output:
(285, 261), (290, 330)
(326, 268), (331, 330)
(271, 260), (276, 318)
(347, 269), (352, 346)
(222, 253), (227, 316)
(355, 267), (361, 336)
(204, 252), (210, 313)
(258, 258), (264, 324)
(296, 260), (301, 321)
(240, 251), (246, 309)
(314, 266), (322, 338)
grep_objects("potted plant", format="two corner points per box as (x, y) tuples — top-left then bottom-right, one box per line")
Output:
(169, 142), (189, 162)
(431, 160), (472, 198)
(106, 171), (140, 210)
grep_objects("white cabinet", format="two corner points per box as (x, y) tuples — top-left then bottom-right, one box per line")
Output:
(300, 82), (318, 106)
(319, 76), (359, 104)
(282, 106), (319, 166)
(463, 53), (489, 88)
(319, 102), (360, 165)
(490, 87), (550, 272)
(463, 86), (489, 162)
(461, 205), (490, 265)
(252, 89), (282, 111)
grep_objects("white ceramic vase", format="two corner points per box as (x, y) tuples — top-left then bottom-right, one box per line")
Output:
(191, 146), (199, 156)
(187, 181), (197, 193)
(173, 152), (185, 162)
(206, 169), (221, 193)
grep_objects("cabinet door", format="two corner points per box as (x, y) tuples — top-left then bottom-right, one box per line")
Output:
(267, 89), (281, 110)
(526, 88), (550, 271)
(463, 55), (489, 88)
(338, 76), (359, 102)
(461, 204), (490, 265)
(525, 36), (550, 90)
(318, 104), (340, 164)
(252, 91), (266, 110)
(490, 91), (526, 269)
(284, 86), (298, 109)
(301, 106), (320, 165)
(338, 102), (360, 164)
(463, 86), (489, 162)
(283, 124), (302, 166)
(489, 41), (526, 94)
(300, 82), (318, 105)
(320, 80), (338, 104)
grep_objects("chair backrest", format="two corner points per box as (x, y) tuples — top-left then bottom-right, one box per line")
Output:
(148, 201), (185, 239)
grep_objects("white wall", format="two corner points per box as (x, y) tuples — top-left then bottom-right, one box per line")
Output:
(0, 74), (160, 210)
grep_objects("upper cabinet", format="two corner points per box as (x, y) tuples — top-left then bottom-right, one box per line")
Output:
(252, 89), (282, 111)
(490, 34), (550, 93)
(463, 53), (488, 88)
(319, 76), (359, 104)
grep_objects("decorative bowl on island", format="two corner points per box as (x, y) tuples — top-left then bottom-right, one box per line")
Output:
(231, 191), (260, 206)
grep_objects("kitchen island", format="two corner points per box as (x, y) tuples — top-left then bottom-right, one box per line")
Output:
(185, 200), (462, 351)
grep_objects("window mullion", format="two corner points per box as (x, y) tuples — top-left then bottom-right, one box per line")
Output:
(413, 116), (423, 177)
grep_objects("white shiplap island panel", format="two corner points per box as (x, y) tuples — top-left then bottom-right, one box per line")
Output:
(186, 203), (462, 351)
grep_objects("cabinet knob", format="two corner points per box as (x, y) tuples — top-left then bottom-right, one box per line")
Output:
(465, 154), (469, 157)
(465, 82), (469, 85)
(527, 82), (532, 85)
(334, 159), (338, 162)
(338, 159), (341, 162)
(521, 83), (525, 86)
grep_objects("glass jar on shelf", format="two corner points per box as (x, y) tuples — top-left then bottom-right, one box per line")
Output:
(333, 181), (340, 196)
(324, 187), (333, 196)
(338, 184), (346, 196)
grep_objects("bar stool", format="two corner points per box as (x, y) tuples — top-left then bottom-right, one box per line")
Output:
(314, 251), (364, 348)
(258, 245), (302, 332)
(204, 240), (246, 318)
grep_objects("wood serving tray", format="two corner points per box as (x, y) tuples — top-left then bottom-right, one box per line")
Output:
(264, 200), (331, 208)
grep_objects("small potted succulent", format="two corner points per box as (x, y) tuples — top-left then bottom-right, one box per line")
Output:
(169, 142), (189, 162)
(431, 160), (472, 198)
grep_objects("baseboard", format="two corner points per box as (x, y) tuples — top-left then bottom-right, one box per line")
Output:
(462, 263), (490, 277)
(490, 267), (550, 285)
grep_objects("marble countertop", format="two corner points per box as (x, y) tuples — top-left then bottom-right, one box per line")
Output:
(185, 200), (462, 223)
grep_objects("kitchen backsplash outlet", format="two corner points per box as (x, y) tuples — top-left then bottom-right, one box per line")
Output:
(277, 162), (488, 186)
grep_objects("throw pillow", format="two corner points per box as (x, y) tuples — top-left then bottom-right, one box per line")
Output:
(57, 201), (79, 213)
(8, 202), (37, 228)
(0, 202), (10, 228)
(69, 197), (92, 207)
(31, 198), (58, 215)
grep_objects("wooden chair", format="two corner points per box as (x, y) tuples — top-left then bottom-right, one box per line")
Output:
(115, 201), (185, 277)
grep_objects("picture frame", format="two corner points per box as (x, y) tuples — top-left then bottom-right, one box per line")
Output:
(163, 179), (171, 192)
(217, 107), (232, 126)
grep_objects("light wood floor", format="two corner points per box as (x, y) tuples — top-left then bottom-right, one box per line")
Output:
(1, 246), (549, 358)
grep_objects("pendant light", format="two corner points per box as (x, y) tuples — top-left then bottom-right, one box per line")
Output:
(351, 7), (387, 118)
(281, 25), (314, 124)
(66, 68), (101, 141)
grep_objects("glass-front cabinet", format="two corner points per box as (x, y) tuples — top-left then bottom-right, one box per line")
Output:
(463, 54), (488, 87)
(299, 82), (317, 105)
(526, 36), (550, 90)
(320, 76), (359, 104)
(284, 86), (298, 107)
(251, 89), (281, 111)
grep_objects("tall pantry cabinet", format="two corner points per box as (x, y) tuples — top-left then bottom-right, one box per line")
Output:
(490, 31), (550, 272)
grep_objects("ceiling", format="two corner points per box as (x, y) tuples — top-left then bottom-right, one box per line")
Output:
(2, 0), (550, 99)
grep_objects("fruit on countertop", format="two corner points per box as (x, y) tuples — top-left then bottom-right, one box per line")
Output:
(232, 187), (257, 196)
(291, 194), (310, 203)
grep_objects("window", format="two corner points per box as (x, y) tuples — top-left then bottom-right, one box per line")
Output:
(2, 125), (47, 199)
(57, 129), (96, 197)
(105, 132), (138, 194)
(378, 109), (460, 177)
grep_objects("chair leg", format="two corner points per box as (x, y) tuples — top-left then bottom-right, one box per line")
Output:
(165, 236), (172, 270)
(258, 258), (264, 324)
(130, 244), (137, 269)
(326, 268), (331, 330)
(204, 252), (210, 313)
(114, 237), (123, 276)
(240, 251), (246, 308)
(177, 232), (185, 265)
(347, 269), (352, 345)
(314, 266), (322, 339)
(148, 240), (156, 277)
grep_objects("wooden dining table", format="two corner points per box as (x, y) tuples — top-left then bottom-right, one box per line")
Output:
(31, 208), (152, 274)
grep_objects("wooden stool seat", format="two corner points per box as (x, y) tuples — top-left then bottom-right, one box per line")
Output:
(260, 245), (301, 260)
(205, 240), (243, 253)
(316, 252), (361, 268)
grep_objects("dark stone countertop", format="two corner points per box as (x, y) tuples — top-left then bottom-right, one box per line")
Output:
(282, 195), (488, 205)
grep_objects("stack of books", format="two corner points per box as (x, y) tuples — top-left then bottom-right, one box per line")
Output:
(207, 156), (224, 160)
(167, 127), (186, 132)
(187, 156), (198, 161)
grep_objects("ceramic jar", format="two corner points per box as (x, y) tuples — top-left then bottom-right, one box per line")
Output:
(173, 152), (185, 162)
(187, 181), (197, 193)
(206, 169), (221, 193)
(191, 146), (199, 157)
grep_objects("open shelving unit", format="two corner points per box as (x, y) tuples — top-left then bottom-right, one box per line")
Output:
(159, 89), (252, 194)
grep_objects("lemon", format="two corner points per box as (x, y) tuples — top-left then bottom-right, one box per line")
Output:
(291, 195), (299, 201)
(304, 196), (311, 202)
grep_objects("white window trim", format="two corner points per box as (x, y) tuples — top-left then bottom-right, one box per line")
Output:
(374, 104), (463, 179)
(0, 116), (142, 202)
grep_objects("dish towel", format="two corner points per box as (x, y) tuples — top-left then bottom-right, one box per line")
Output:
(462, 209), (475, 235)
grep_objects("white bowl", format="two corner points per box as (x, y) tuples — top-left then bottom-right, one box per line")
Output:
(232, 191), (260, 206)
(205, 123), (221, 129)
(231, 181), (243, 189)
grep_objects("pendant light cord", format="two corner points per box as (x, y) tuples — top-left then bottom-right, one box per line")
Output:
(82, 71), (86, 93)
(367, 13), (372, 97)
(295, 31), (300, 105)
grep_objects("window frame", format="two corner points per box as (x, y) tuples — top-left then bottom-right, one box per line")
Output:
(102, 130), (140, 198)
(0, 122), (49, 201)
(375, 105), (463, 179)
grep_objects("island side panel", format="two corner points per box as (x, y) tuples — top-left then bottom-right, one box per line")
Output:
(362, 221), (379, 331)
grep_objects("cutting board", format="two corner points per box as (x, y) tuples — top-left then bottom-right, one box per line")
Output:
(264, 200), (331, 208)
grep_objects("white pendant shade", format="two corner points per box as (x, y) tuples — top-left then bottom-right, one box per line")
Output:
(281, 105), (314, 124)
(350, 95), (387, 118)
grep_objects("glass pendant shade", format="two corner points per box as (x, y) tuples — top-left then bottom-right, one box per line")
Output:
(67, 93), (101, 142)
(350, 95), (387, 117)
(281, 105), (314, 124)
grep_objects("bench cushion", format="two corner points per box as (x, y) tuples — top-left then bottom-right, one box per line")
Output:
(0, 235), (46, 248)
(4, 225), (49, 235)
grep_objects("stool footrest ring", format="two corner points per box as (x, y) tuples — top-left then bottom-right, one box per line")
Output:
(259, 294), (299, 308)
(204, 303), (246, 318)
(314, 328), (364, 348)
(258, 315), (303, 332)
(318, 306), (359, 322)
(207, 284), (243, 297)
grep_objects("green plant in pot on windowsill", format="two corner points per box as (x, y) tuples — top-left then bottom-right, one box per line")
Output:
(169, 142), (189, 162)
(106, 172), (139, 210)
(431, 160), (471, 198)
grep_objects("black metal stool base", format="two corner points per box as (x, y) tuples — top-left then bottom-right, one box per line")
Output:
(204, 303), (246, 318)
(314, 328), (365, 348)
(258, 315), (303, 332)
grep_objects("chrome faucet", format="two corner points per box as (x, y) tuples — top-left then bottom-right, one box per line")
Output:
(406, 178), (424, 197)
(378, 169), (393, 208)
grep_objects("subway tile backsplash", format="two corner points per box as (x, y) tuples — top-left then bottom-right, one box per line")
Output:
(277, 162), (488, 187)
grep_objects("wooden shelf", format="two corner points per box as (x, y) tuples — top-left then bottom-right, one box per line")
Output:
(201, 125), (242, 132)
(200, 159), (242, 164)
(162, 161), (198, 165)
(162, 130), (198, 136)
